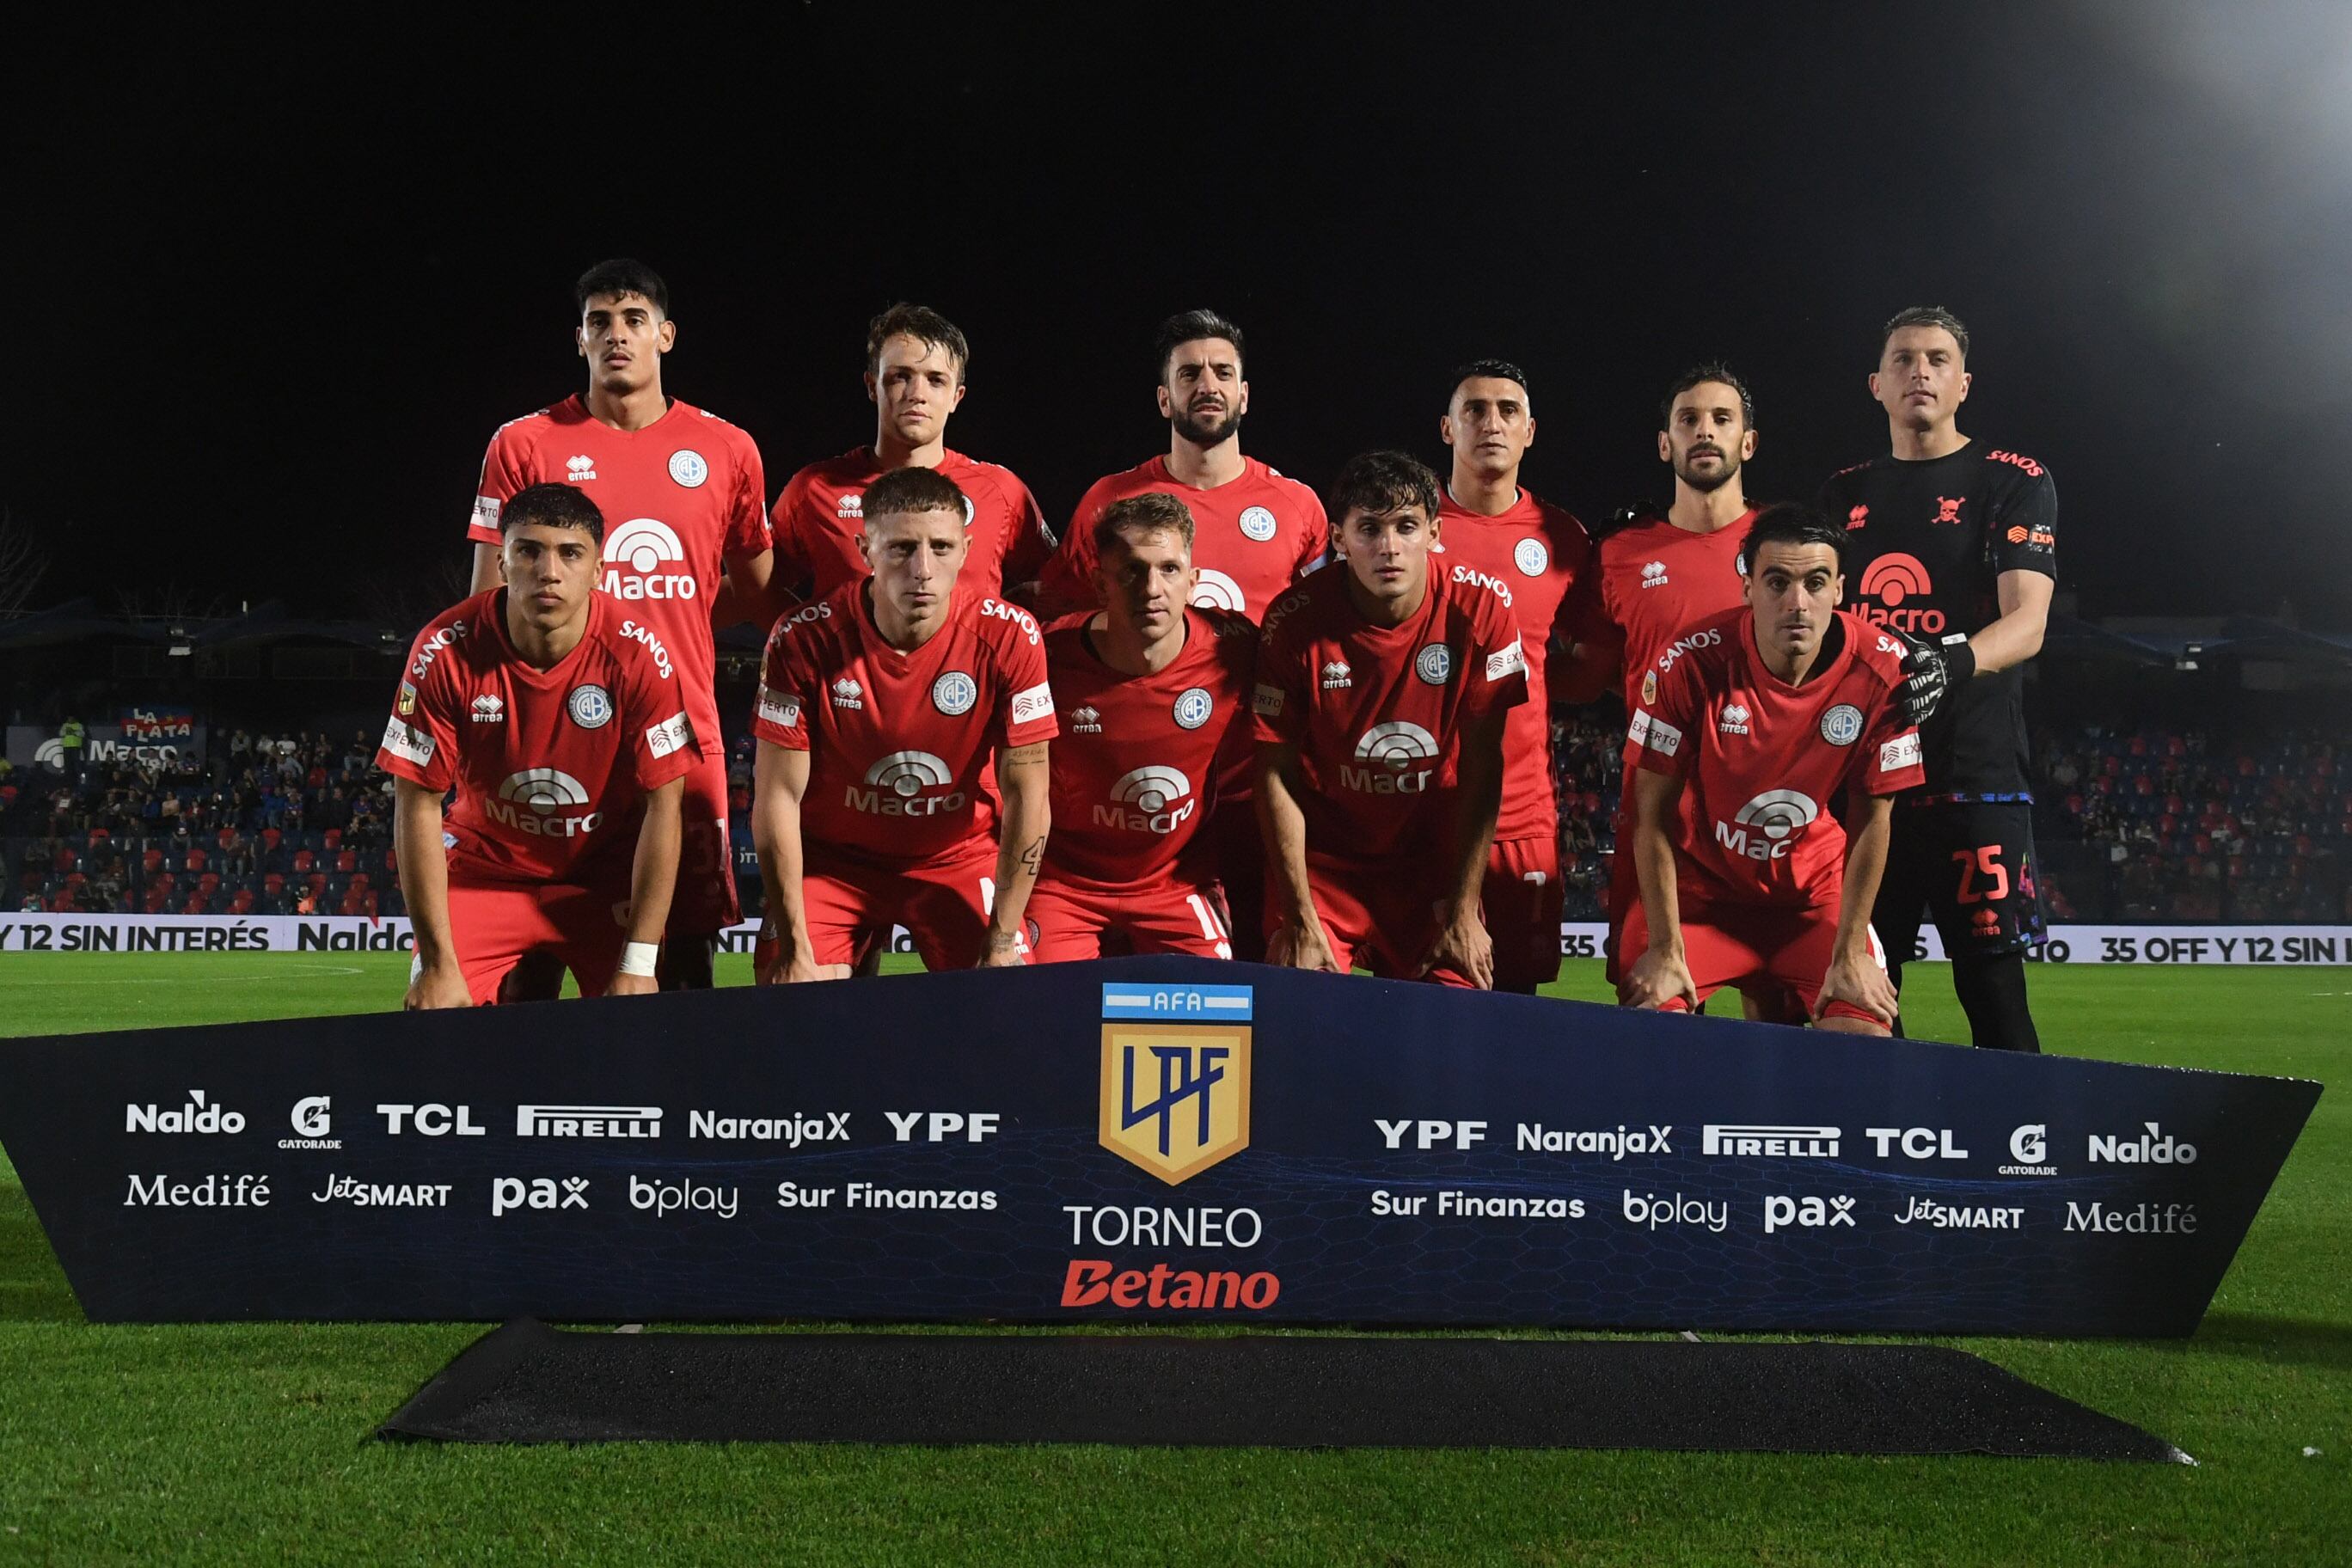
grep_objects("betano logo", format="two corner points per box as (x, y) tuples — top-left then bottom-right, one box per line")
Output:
(1343, 721), (1439, 794)
(1712, 788), (1819, 861)
(849, 750), (965, 816)
(1099, 983), (1253, 1184)
(1096, 766), (1196, 834)
(601, 518), (697, 601)
(487, 769), (602, 836)
(1857, 553), (1944, 633)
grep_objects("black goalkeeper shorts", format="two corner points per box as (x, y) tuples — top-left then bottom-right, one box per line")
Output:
(1870, 798), (2045, 965)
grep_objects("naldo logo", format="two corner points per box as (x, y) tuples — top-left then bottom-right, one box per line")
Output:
(126, 1090), (244, 1135)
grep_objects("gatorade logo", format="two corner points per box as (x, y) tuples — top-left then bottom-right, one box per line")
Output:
(1857, 554), (1945, 634)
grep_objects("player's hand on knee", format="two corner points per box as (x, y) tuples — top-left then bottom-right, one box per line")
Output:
(1814, 952), (1898, 1026)
(405, 962), (473, 1011)
(605, 972), (658, 998)
(1623, 946), (1696, 1011)
(977, 929), (1029, 969)
(1420, 901), (1494, 989)
(1268, 916), (1340, 973)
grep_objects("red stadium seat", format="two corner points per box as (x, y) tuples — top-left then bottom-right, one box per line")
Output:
(197, 872), (221, 895)
(88, 829), (111, 847)
(261, 828), (282, 852)
(335, 849), (358, 873)
(141, 848), (163, 873)
(186, 848), (208, 873)
(322, 828), (342, 851)
(228, 889), (255, 915)
(51, 847), (76, 873)
(291, 849), (315, 873)
(181, 892), (208, 916)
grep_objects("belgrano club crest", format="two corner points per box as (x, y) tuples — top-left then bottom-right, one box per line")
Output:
(1099, 983), (1253, 1184)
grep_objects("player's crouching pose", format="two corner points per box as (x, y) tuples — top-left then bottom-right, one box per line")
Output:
(384, 483), (694, 1007)
(1252, 451), (1528, 988)
(750, 467), (1056, 979)
(1031, 493), (1257, 961)
(1620, 505), (1923, 1032)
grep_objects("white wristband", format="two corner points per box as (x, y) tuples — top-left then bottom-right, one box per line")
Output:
(616, 941), (660, 978)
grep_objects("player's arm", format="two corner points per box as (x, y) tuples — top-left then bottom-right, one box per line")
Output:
(393, 779), (469, 1010)
(1419, 712), (1504, 989)
(1556, 567), (1622, 706)
(1254, 739), (1339, 972)
(1815, 793), (1899, 1028)
(609, 775), (683, 997)
(469, 543), (503, 596)
(1622, 768), (1698, 1010)
(982, 740), (1051, 966)
(710, 548), (784, 632)
(1970, 568), (2053, 675)
(750, 741), (823, 983)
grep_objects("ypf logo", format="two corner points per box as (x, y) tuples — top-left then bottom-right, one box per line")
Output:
(1190, 568), (1246, 613)
(601, 518), (697, 602)
(850, 750), (965, 816)
(1713, 789), (1819, 861)
(1099, 766), (1195, 834)
(1100, 983), (1253, 1184)
(1857, 553), (1944, 634)
(1342, 721), (1439, 794)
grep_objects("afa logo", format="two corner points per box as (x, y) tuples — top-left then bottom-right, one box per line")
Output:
(1099, 983), (1253, 1184)
(1856, 553), (1945, 634)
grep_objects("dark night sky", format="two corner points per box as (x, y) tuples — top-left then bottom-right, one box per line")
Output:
(9, 3), (2349, 627)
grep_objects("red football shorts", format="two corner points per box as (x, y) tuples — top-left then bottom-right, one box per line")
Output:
(1200, 798), (1267, 964)
(1484, 834), (1564, 991)
(800, 847), (999, 971)
(666, 749), (741, 940)
(1027, 872), (1232, 964)
(1618, 895), (1885, 1024)
(1274, 853), (1474, 988)
(444, 879), (628, 1003)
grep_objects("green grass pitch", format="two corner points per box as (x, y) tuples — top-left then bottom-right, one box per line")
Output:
(0, 955), (2342, 1565)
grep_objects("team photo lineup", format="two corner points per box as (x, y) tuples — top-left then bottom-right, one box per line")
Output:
(393, 259), (2055, 1049)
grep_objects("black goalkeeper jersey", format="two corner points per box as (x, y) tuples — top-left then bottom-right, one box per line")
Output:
(1817, 443), (2057, 796)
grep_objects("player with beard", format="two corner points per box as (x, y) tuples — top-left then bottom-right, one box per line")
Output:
(1431, 360), (1594, 992)
(462, 259), (776, 993)
(1562, 365), (1762, 996)
(1030, 494), (1257, 961)
(770, 303), (1055, 604)
(1036, 310), (1326, 959)
(1818, 307), (2056, 1051)
(1620, 505), (1920, 1032)
(749, 468), (1055, 977)
(394, 484), (693, 1007)
(1253, 451), (1527, 987)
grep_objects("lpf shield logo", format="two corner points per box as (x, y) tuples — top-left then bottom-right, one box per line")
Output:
(1099, 983), (1252, 1185)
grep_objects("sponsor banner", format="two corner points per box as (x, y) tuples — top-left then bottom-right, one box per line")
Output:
(5, 723), (207, 771)
(0, 958), (2313, 1332)
(1550, 922), (2352, 966)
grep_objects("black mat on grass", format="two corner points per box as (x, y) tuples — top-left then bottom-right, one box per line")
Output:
(377, 1320), (2188, 1460)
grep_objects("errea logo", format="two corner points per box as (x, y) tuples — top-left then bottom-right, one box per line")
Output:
(832, 678), (864, 709)
(1718, 703), (1750, 735)
(837, 491), (864, 520)
(1639, 560), (1669, 588)
(469, 695), (505, 724)
(1320, 661), (1352, 689)
(566, 455), (597, 482)
(1341, 722), (1438, 795)
(1069, 705), (1103, 734)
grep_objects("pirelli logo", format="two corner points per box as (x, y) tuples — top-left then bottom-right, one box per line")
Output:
(1702, 1124), (1841, 1158)
(516, 1105), (663, 1139)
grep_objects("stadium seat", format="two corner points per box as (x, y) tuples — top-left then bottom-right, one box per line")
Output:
(185, 848), (207, 873)
(291, 849), (315, 873)
(322, 829), (342, 851)
(227, 889), (254, 915)
(335, 849), (358, 873)
(260, 827), (282, 853)
(181, 892), (208, 916)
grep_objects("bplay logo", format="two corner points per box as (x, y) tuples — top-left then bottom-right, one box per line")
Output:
(1097, 767), (1195, 834)
(601, 518), (697, 601)
(280, 1095), (340, 1151)
(126, 1089), (245, 1135)
(1622, 1190), (1728, 1232)
(491, 1176), (589, 1216)
(850, 751), (965, 816)
(1342, 722), (1438, 794)
(1762, 1193), (1855, 1234)
(630, 1174), (739, 1219)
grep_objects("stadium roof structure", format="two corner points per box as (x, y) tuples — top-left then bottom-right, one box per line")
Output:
(2066, 616), (2352, 671)
(0, 600), (402, 655)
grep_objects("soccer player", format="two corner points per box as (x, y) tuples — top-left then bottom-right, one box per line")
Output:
(1819, 307), (2056, 1051)
(1619, 505), (1921, 1032)
(462, 258), (774, 991)
(749, 468), (1055, 977)
(1562, 365), (1764, 987)
(1030, 494), (1257, 962)
(1433, 359), (1594, 992)
(388, 484), (694, 1007)
(1035, 309), (1327, 960)
(1252, 451), (1527, 987)
(770, 303), (1054, 604)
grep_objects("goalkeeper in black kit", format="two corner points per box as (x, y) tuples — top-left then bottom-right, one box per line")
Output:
(1818, 307), (2056, 1051)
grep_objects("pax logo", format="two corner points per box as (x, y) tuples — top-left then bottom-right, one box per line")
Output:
(1096, 767), (1195, 834)
(487, 769), (602, 836)
(492, 1176), (588, 1216)
(1342, 722), (1438, 794)
(850, 751), (965, 816)
(1713, 790), (1819, 861)
(1763, 1193), (1855, 1234)
(1639, 560), (1669, 588)
(1191, 568), (1246, 613)
(1856, 553), (1945, 634)
(601, 518), (697, 602)
(566, 455), (597, 482)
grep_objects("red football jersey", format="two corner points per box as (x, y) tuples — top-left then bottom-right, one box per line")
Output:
(1568, 509), (1757, 713)
(1042, 607), (1258, 886)
(750, 582), (1058, 869)
(1626, 607), (1925, 908)
(1434, 487), (1593, 842)
(377, 590), (697, 892)
(1038, 456), (1328, 621)
(769, 447), (1053, 603)
(1250, 566), (1528, 860)
(463, 395), (769, 774)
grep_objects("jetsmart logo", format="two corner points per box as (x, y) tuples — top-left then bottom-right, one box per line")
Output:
(2088, 1123), (2199, 1165)
(848, 750), (965, 816)
(1341, 721), (1438, 794)
(516, 1105), (663, 1139)
(1857, 553), (1943, 634)
(487, 769), (602, 836)
(1095, 766), (1195, 834)
(601, 517), (697, 601)
(1703, 1124), (1841, 1158)
(126, 1090), (246, 1135)
(1713, 790), (1820, 861)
